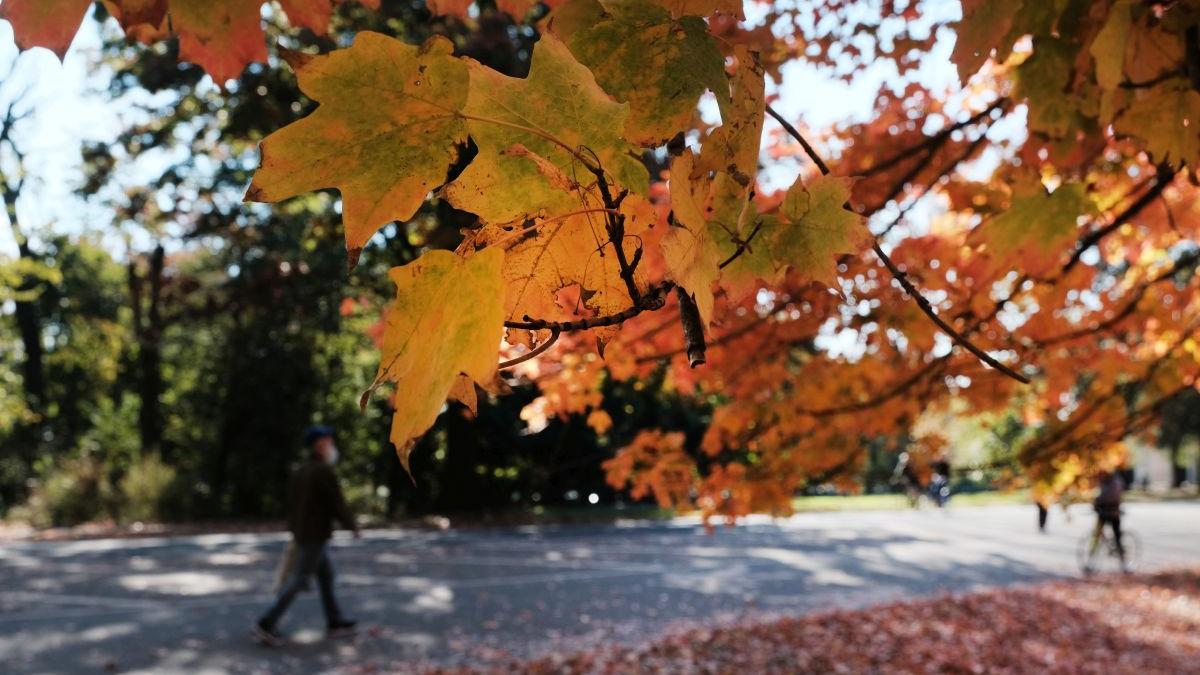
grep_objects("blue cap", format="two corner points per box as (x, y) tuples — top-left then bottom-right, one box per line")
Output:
(303, 425), (335, 447)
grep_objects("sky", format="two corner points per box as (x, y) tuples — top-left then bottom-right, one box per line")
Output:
(0, 0), (970, 264)
(0, 12), (121, 258)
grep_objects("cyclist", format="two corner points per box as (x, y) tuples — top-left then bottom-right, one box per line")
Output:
(1087, 469), (1127, 572)
(928, 458), (951, 508)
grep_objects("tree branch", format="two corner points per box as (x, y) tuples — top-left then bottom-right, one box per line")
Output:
(768, 106), (1031, 384)
(504, 283), (672, 332)
(674, 286), (707, 368)
(859, 98), (1007, 178)
(1062, 164), (1176, 274)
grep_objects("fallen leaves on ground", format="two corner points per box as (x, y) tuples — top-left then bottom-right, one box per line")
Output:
(428, 569), (1200, 674)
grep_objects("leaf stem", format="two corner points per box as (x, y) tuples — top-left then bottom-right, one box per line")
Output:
(498, 328), (561, 370)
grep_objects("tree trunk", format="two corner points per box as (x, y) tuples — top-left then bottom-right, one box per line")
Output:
(130, 246), (165, 455)
(6, 200), (45, 412)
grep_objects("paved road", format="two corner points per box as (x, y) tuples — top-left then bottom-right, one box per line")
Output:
(2, 502), (1198, 674)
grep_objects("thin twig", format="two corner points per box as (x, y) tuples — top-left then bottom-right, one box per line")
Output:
(719, 218), (764, 269)
(768, 105), (1030, 384)
(498, 329), (561, 370)
(587, 162), (642, 304)
(859, 98), (1007, 179)
(1062, 165), (1176, 274)
(765, 105), (831, 175)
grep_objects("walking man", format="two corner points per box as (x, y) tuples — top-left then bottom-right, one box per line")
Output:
(254, 425), (359, 645)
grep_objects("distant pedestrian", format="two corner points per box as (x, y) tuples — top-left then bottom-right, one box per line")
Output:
(893, 452), (923, 507)
(1035, 500), (1049, 533)
(254, 425), (359, 646)
(928, 458), (951, 508)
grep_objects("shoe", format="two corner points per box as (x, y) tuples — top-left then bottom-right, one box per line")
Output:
(327, 619), (357, 637)
(253, 621), (285, 647)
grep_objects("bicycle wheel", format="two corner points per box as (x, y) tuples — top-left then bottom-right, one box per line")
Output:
(1077, 530), (1104, 574)
(1120, 530), (1142, 571)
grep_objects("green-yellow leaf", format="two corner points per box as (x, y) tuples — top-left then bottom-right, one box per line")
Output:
(1114, 82), (1200, 169)
(550, 0), (730, 145)
(1015, 37), (1093, 138)
(374, 248), (506, 469)
(768, 174), (871, 287)
(442, 144), (583, 224)
(653, 0), (742, 19)
(695, 50), (765, 190)
(977, 182), (1094, 275)
(662, 151), (722, 325)
(1090, 0), (1132, 91)
(462, 32), (649, 197)
(245, 33), (469, 257)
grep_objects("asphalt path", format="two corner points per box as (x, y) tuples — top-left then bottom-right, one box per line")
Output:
(2, 501), (1198, 674)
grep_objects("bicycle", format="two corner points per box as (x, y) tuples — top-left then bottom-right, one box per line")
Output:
(1077, 519), (1141, 574)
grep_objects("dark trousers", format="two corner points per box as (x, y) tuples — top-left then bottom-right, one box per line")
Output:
(1098, 511), (1124, 557)
(259, 541), (345, 629)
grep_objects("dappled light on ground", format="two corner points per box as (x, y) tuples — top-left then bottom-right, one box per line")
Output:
(4, 504), (1199, 673)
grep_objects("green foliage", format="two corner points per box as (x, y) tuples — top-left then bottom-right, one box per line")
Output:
(118, 454), (179, 523)
(14, 456), (116, 528)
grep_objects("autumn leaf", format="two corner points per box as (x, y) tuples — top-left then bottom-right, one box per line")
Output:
(768, 174), (871, 287)
(246, 33), (469, 259)
(279, 0), (380, 34)
(662, 151), (722, 325)
(550, 0), (730, 145)
(448, 33), (653, 344)
(653, 0), (743, 20)
(458, 178), (650, 347)
(977, 182), (1095, 275)
(425, 0), (473, 19)
(167, 0), (268, 85)
(0, 0), (92, 58)
(461, 32), (648, 196)
(586, 408), (613, 435)
(1114, 82), (1200, 168)
(374, 248), (506, 469)
(1090, 0), (1132, 91)
(694, 49), (765, 190)
(951, 0), (1023, 82)
(4, 0), (378, 81)
(105, 0), (168, 28)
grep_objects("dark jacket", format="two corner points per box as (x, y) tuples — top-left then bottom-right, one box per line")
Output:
(1094, 473), (1124, 515)
(288, 459), (355, 543)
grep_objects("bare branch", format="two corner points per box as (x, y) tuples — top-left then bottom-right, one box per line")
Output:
(504, 283), (673, 333)
(768, 105), (1031, 384)
(1062, 164), (1177, 274)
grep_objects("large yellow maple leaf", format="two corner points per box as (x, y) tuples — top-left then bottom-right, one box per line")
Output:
(246, 33), (469, 260)
(374, 248), (506, 469)
(549, 0), (730, 146)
